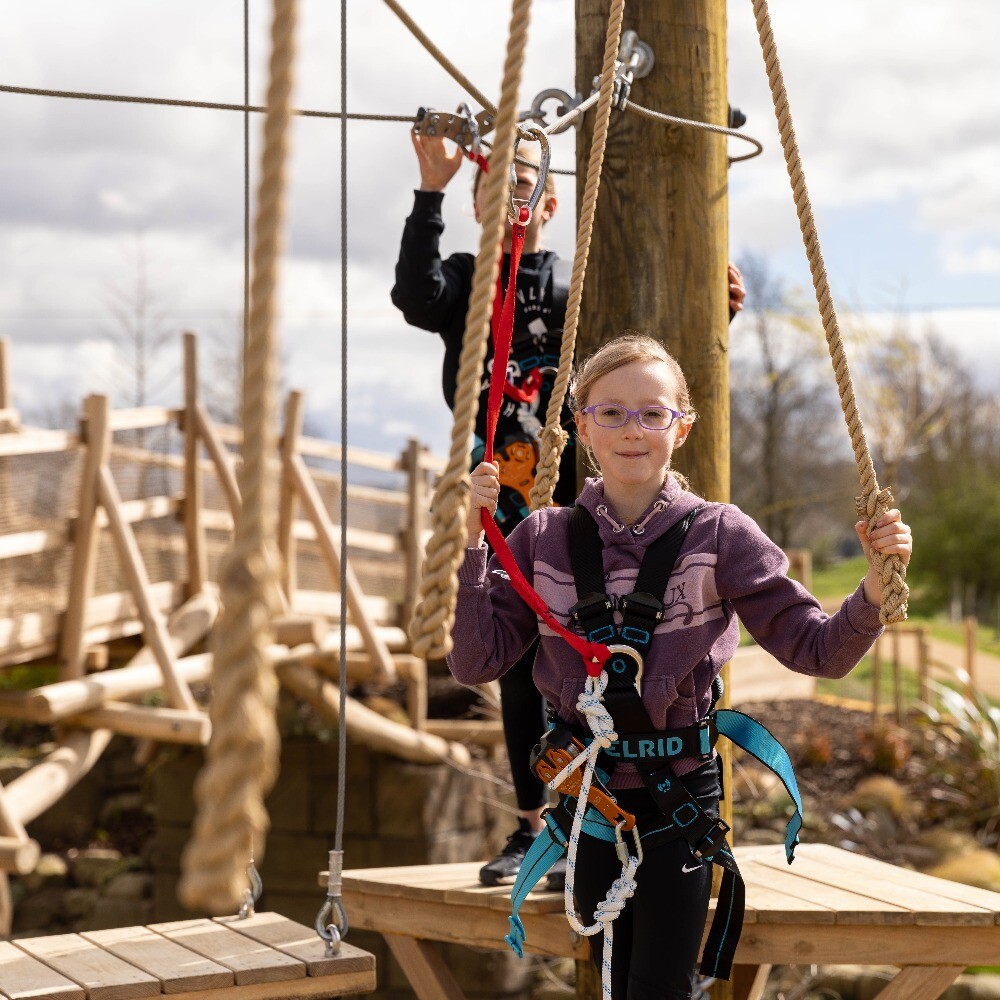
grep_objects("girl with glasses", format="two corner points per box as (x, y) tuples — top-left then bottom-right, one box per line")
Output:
(448, 332), (912, 1000)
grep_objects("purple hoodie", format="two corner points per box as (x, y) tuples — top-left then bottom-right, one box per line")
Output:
(449, 475), (883, 787)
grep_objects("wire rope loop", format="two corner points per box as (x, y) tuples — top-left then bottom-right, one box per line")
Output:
(315, 896), (348, 956)
(507, 123), (551, 223)
(238, 861), (264, 919)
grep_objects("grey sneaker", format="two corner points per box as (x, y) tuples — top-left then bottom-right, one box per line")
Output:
(479, 822), (537, 886)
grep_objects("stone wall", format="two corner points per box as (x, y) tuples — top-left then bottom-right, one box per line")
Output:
(152, 736), (534, 1000)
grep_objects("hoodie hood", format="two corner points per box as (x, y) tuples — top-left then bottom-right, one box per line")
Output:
(575, 474), (703, 550)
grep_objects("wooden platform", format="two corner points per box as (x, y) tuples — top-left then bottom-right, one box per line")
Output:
(338, 844), (1000, 1000)
(0, 912), (375, 1000)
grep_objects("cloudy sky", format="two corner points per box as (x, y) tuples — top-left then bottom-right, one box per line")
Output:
(1, 1), (998, 455)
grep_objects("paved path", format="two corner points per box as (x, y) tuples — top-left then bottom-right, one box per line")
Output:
(729, 621), (1000, 704)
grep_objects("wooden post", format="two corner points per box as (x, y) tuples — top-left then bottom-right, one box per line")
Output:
(871, 635), (882, 734)
(97, 466), (197, 712)
(278, 392), (305, 603)
(964, 615), (977, 697)
(576, 6), (729, 996)
(891, 627), (902, 724)
(917, 627), (930, 705)
(0, 338), (9, 410)
(61, 394), (112, 678)
(183, 332), (207, 597)
(401, 437), (428, 629)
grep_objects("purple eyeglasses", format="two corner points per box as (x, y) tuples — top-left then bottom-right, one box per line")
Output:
(581, 403), (685, 431)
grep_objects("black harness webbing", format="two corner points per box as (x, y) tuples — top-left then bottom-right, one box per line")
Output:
(563, 503), (744, 979)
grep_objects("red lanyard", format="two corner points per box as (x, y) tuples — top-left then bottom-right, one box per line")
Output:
(479, 213), (610, 678)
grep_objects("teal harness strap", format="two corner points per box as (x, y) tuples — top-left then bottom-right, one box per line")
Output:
(505, 814), (568, 957)
(716, 708), (803, 862)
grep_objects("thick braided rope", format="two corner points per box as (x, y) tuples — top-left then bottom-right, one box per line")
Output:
(752, 0), (907, 624)
(528, 0), (625, 511)
(408, 0), (534, 659)
(179, 0), (295, 913)
(551, 674), (638, 1000)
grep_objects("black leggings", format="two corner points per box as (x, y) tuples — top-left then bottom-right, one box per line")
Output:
(572, 761), (722, 1000)
(498, 637), (548, 812)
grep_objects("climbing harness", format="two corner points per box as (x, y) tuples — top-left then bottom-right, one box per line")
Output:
(505, 505), (804, 981)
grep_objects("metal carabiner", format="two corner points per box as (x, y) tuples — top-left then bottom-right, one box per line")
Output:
(605, 643), (644, 691)
(507, 123), (551, 224)
(614, 818), (644, 866)
(314, 896), (349, 957)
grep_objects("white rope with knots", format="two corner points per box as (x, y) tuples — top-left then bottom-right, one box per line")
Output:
(547, 671), (641, 1000)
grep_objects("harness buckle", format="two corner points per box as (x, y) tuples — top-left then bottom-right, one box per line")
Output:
(617, 591), (663, 625)
(569, 593), (614, 626)
(691, 817), (731, 861)
(697, 716), (717, 761)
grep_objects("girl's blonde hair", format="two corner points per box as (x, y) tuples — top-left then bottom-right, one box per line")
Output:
(570, 331), (698, 489)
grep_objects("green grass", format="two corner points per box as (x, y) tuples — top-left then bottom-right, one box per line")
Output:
(810, 559), (1000, 657)
(810, 556), (868, 600)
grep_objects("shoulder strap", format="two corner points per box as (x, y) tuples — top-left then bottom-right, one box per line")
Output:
(568, 505), (606, 598)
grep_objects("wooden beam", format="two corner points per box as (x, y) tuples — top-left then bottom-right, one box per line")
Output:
(401, 437), (428, 630)
(287, 452), (397, 683)
(194, 400), (241, 515)
(383, 934), (465, 1000)
(3, 729), (113, 827)
(183, 331), (208, 597)
(67, 702), (211, 745)
(277, 662), (470, 767)
(106, 406), (179, 432)
(97, 465), (197, 712)
(61, 394), (111, 678)
(22, 594), (217, 720)
(278, 391), (305, 602)
(873, 966), (964, 1000)
(732, 964), (772, 1000)
(0, 338), (9, 410)
(0, 429), (77, 457)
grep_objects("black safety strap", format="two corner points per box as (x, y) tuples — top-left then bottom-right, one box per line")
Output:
(566, 502), (743, 979)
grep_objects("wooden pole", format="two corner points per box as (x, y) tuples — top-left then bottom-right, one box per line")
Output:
(401, 437), (428, 629)
(964, 615), (977, 697)
(61, 395), (112, 678)
(917, 627), (930, 705)
(278, 391), (305, 602)
(891, 627), (902, 724)
(0, 338), (10, 410)
(576, 4), (729, 996)
(183, 332), (208, 597)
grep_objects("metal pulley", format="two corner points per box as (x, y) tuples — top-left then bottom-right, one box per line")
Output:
(412, 102), (495, 154)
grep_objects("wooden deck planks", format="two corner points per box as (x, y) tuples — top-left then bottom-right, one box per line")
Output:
(147, 919), (305, 987)
(745, 848), (996, 925)
(215, 913), (376, 980)
(14, 932), (160, 1000)
(808, 843), (1000, 921)
(739, 858), (914, 925)
(0, 940), (86, 1000)
(81, 925), (233, 994)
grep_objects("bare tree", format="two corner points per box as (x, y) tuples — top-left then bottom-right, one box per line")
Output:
(730, 255), (847, 549)
(104, 233), (174, 410)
